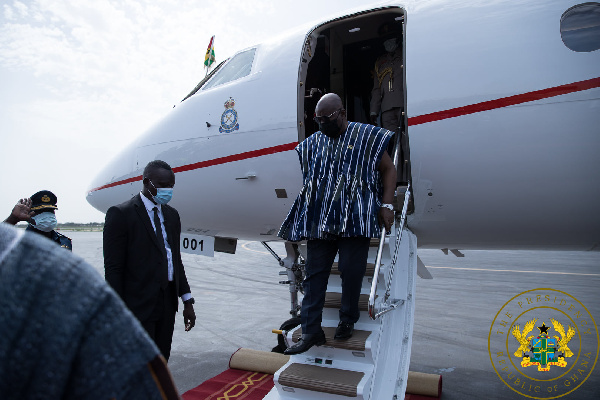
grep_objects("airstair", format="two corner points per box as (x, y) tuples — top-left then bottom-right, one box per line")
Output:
(264, 187), (418, 400)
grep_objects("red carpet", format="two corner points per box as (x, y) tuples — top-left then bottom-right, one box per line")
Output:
(182, 369), (442, 400)
(182, 348), (441, 400)
(182, 368), (274, 400)
(405, 394), (441, 400)
(182, 369), (441, 400)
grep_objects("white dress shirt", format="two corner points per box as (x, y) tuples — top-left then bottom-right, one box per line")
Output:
(140, 192), (191, 302)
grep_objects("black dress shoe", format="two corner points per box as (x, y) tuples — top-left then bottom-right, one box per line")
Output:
(284, 331), (326, 355)
(334, 321), (354, 339)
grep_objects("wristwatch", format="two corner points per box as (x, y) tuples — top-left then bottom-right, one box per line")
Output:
(183, 297), (195, 305)
(381, 203), (394, 211)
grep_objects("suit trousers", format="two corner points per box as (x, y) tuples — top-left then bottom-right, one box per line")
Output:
(141, 281), (177, 361)
(301, 237), (371, 334)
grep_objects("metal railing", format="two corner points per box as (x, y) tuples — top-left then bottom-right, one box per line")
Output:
(368, 182), (411, 320)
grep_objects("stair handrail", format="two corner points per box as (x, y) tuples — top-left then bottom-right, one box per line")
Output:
(368, 182), (411, 320)
(383, 182), (411, 302)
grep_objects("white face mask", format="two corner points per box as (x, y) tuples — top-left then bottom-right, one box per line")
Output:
(384, 38), (398, 53)
(30, 212), (58, 232)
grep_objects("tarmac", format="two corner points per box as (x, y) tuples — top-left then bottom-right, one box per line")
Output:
(71, 231), (600, 399)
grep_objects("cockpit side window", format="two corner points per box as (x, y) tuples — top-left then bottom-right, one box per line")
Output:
(202, 48), (257, 90)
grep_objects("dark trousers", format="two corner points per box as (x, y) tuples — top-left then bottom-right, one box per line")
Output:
(142, 282), (177, 361)
(381, 107), (402, 133)
(301, 237), (371, 334)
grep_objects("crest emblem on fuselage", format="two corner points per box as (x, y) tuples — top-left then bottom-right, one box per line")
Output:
(219, 97), (239, 133)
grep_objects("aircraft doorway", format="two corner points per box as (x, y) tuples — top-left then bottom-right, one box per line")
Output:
(299, 7), (411, 186)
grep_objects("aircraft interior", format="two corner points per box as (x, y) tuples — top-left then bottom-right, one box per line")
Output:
(299, 7), (411, 186)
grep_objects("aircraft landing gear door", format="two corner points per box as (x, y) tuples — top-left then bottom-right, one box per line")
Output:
(297, 7), (411, 189)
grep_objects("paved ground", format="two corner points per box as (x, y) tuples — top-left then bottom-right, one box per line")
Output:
(71, 231), (600, 399)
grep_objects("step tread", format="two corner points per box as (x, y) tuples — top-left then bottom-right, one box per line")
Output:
(278, 363), (364, 397)
(331, 262), (376, 277)
(324, 292), (372, 311)
(291, 327), (371, 352)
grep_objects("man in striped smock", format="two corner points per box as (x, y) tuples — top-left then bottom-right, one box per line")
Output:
(279, 93), (397, 355)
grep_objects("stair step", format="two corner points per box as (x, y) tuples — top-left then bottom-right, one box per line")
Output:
(330, 262), (376, 277)
(324, 292), (372, 312)
(369, 238), (380, 247)
(291, 327), (371, 352)
(278, 363), (364, 397)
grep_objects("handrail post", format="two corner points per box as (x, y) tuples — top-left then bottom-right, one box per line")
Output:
(368, 227), (387, 319)
(368, 183), (411, 320)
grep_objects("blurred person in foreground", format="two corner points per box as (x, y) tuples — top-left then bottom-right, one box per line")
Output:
(0, 222), (180, 399)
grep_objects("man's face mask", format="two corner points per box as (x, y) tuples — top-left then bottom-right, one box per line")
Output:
(384, 38), (398, 53)
(319, 119), (341, 138)
(30, 212), (57, 232)
(150, 180), (174, 205)
(315, 108), (343, 138)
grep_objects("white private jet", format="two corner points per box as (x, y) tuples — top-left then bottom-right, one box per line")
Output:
(86, 1), (600, 399)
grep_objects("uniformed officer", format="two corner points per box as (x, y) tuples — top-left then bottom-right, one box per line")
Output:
(3, 190), (72, 251)
(370, 21), (404, 132)
(370, 21), (411, 185)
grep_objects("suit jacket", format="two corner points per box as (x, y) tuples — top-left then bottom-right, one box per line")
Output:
(103, 194), (191, 322)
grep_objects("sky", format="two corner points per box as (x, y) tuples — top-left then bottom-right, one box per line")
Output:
(0, 0), (395, 223)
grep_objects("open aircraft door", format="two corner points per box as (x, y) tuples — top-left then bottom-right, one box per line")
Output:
(298, 6), (411, 187)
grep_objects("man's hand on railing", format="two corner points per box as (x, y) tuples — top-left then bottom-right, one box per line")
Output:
(378, 207), (394, 232)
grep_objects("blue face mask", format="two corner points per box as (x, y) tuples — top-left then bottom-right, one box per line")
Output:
(30, 212), (58, 232)
(150, 180), (173, 205)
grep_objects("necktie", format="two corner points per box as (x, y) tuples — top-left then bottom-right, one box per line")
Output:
(153, 207), (168, 284)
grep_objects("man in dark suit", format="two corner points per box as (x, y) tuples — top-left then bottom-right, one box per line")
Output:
(103, 160), (196, 361)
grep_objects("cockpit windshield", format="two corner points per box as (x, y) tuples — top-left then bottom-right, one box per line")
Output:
(180, 47), (257, 102)
(202, 48), (256, 90)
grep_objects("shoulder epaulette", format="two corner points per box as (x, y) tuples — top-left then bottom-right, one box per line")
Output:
(55, 231), (72, 240)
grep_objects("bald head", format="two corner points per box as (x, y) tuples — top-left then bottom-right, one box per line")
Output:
(314, 93), (347, 138)
(315, 93), (343, 115)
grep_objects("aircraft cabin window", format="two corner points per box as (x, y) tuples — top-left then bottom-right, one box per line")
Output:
(560, 2), (600, 52)
(202, 48), (256, 90)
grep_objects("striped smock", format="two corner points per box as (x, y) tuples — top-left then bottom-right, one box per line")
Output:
(278, 122), (393, 241)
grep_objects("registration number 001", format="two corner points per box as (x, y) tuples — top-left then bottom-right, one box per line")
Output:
(180, 234), (215, 257)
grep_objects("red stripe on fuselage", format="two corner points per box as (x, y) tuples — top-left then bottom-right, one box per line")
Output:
(408, 76), (600, 126)
(172, 142), (297, 173)
(89, 142), (298, 192)
(91, 77), (599, 193)
(89, 175), (143, 192)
